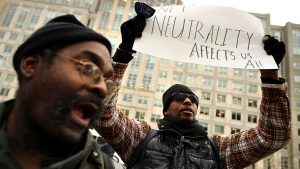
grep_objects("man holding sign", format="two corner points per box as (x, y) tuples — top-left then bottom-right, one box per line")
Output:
(92, 3), (290, 169)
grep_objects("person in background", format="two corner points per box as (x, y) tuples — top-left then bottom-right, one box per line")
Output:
(92, 6), (291, 169)
(0, 14), (125, 169)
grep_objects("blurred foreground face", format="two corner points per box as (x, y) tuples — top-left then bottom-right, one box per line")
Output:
(20, 41), (112, 144)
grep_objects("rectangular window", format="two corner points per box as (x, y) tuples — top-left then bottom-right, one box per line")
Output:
(218, 79), (227, 88)
(248, 84), (258, 93)
(248, 71), (258, 79)
(218, 67), (228, 75)
(232, 97), (242, 105)
(214, 124), (224, 134)
(248, 114), (257, 123)
(4, 45), (13, 53)
(0, 31), (5, 38)
(204, 65), (213, 72)
(201, 92), (211, 101)
(199, 122), (208, 131)
(216, 109), (225, 118)
(127, 74), (137, 88)
(5, 74), (15, 82)
(189, 63), (198, 70)
(1, 4), (17, 26)
(173, 73), (183, 81)
(158, 70), (167, 78)
(217, 94), (226, 103)
(151, 114), (162, 122)
(292, 30), (300, 55)
(233, 82), (243, 91)
(15, 7), (30, 28)
(175, 62), (184, 68)
(123, 94), (132, 102)
(232, 112), (241, 121)
(248, 99), (258, 108)
(138, 96), (148, 104)
(121, 109), (130, 116)
(28, 8), (42, 30)
(0, 88), (9, 96)
(187, 75), (198, 84)
(153, 99), (162, 107)
(135, 111), (145, 120)
(156, 84), (165, 93)
(199, 107), (209, 115)
(203, 78), (213, 86)
(234, 68), (243, 77)
(231, 127), (241, 134)
(295, 75), (300, 83)
(9, 33), (18, 40)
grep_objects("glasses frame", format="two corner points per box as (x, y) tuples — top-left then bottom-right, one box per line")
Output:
(171, 92), (199, 104)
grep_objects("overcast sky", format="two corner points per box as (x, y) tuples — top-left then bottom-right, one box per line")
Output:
(181, 0), (300, 26)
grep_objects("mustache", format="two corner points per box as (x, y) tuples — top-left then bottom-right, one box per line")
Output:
(179, 106), (195, 113)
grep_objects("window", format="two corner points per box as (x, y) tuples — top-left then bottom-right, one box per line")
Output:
(175, 62), (184, 68)
(0, 31), (5, 38)
(214, 124), (224, 134)
(233, 68), (243, 77)
(218, 67), (228, 75)
(135, 111), (145, 120)
(199, 122), (208, 131)
(127, 74), (137, 88)
(158, 70), (167, 78)
(298, 128), (300, 136)
(232, 97), (242, 105)
(298, 114), (300, 121)
(216, 109), (225, 118)
(187, 75), (198, 84)
(295, 75), (300, 83)
(173, 73), (183, 81)
(138, 96), (148, 104)
(15, 7), (30, 28)
(248, 71), (258, 79)
(5, 74), (15, 82)
(189, 63), (198, 70)
(151, 114), (162, 122)
(281, 157), (288, 169)
(231, 127), (241, 134)
(292, 30), (300, 55)
(217, 94), (226, 103)
(4, 45), (13, 53)
(160, 58), (170, 64)
(28, 8), (42, 30)
(203, 78), (213, 86)
(232, 112), (241, 121)
(294, 62), (300, 69)
(156, 84), (165, 92)
(1, 4), (17, 26)
(123, 94), (132, 102)
(199, 107), (209, 115)
(142, 74), (152, 90)
(233, 82), (243, 91)
(248, 84), (258, 93)
(153, 99), (162, 107)
(121, 109), (129, 116)
(0, 88), (9, 96)
(248, 114), (257, 123)
(98, 2), (112, 28)
(9, 33), (18, 40)
(297, 100), (300, 108)
(218, 79), (227, 88)
(204, 65), (213, 72)
(248, 99), (257, 108)
(201, 92), (211, 101)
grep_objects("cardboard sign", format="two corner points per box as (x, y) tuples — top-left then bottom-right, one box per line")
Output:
(133, 5), (278, 69)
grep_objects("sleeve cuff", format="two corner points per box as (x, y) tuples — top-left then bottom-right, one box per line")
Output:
(260, 77), (285, 84)
(112, 48), (134, 63)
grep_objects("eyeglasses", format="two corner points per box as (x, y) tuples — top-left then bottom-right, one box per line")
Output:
(63, 57), (103, 85)
(171, 92), (199, 104)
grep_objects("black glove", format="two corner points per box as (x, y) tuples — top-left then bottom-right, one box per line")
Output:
(119, 15), (146, 53)
(263, 35), (286, 66)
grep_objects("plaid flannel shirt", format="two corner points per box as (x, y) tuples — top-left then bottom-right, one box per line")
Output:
(92, 62), (291, 169)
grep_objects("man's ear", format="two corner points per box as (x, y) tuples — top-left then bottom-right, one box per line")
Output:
(20, 54), (42, 78)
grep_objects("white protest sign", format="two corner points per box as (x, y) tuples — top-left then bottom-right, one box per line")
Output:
(133, 5), (278, 69)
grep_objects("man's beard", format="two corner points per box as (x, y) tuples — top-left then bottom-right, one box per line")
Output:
(16, 90), (104, 156)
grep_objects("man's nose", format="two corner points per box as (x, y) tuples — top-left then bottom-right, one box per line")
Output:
(183, 97), (192, 105)
(90, 79), (107, 98)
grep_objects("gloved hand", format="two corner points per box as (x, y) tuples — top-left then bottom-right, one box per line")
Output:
(263, 35), (286, 66)
(119, 15), (146, 53)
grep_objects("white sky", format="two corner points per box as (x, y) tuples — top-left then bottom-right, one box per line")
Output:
(182, 0), (300, 26)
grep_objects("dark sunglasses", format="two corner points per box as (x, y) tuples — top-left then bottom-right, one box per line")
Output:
(171, 92), (199, 104)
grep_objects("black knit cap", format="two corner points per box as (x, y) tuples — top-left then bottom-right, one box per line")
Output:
(162, 84), (198, 113)
(13, 14), (112, 73)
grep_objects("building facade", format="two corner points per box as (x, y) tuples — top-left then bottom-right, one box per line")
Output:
(0, 0), (299, 168)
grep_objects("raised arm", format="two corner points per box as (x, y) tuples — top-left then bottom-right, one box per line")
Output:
(212, 35), (291, 169)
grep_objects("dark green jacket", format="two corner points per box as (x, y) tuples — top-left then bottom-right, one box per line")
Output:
(0, 99), (125, 169)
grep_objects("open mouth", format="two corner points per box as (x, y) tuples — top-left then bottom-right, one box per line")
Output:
(71, 103), (99, 127)
(180, 107), (194, 114)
